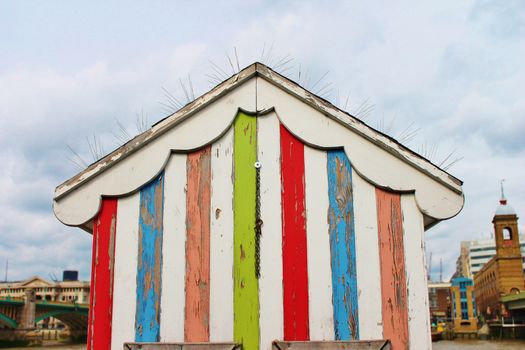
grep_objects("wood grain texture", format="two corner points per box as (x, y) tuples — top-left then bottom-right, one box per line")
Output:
(87, 198), (118, 350)
(233, 112), (259, 350)
(112, 194), (139, 350)
(401, 194), (431, 350)
(376, 188), (409, 350)
(327, 150), (359, 340)
(210, 128), (234, 342)
(351, 172), (383, 340)
(304, 146), (334, 341)
(160, 154), (188, 342)
(272, 340), (391, 350)
(136, 174), (165, 342)
(258, 113), (284, 349)
(185, 146), (212, 341)
(280, 124), (310, 341)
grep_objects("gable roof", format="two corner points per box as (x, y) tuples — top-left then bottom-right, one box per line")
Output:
(53, 62), (464, 230)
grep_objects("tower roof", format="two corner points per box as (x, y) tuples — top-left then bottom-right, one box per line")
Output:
(495, 180), (516, 216)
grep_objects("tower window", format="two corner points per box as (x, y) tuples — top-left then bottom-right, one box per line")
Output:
(503, 227), (512, 240)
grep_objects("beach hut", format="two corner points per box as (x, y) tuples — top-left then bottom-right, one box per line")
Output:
(53, 63), (464, 350)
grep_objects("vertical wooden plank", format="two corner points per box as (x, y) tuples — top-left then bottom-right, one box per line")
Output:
(112, 194), (139, 350)
(160, 154), (187, 342)
(326, 150), (359, 340)
(258, 113), (284, 349)
(401, 194), (431, 350)
(135, 174), (164, 342)
(87, 198), (118, 350)
(233, 112), (259, 350)
(185, 146), (212, 342)
(280, 124), (310, 341)
(376, 188), (409, 350)
(304, 146), (334, 341)
(210, 129), (234, 342)
(352, 172), (383, 340)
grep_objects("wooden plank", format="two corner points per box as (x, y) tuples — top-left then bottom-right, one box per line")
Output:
(304, 146), (334, 341)
(185, 146), (212, 341)
(352, 172), (383, 340)
(233, 112), (259, 350)
(136, 174), (165, 342)
(123, 343), (235, 350)
(326, 150), (359, 340)
(258, 113), (284, 349)
(401, 194), (431, 349)
(87, 198), (118, 350)
(160, 154), (187, 342)
(280, 124), (310, 341)
(272, 340), (391, 350)
(376, 189), (409, 350)
(210, 128), (234, 342)
(112, 194), (139, 350)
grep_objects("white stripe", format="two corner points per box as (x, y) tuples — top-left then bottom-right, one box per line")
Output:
(160, 153), (187, 341)
(402, 194), (431, 349)
(352, 171), (383, 339)
(304, 146), (334, 340)
(258, 113), (284, 350)
(210, 128), (234, 342)
(111, 193), (139, 350)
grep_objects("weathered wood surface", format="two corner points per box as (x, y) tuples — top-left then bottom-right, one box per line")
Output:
(258, 112), (284, 349)
(280, 124), (310, 341)
(160, 154), (187, 342)
(136, 175), (164, 342)
(351, 173), (382, 340)
(376, 189), (408, 350)
(304, 146), (334, 340)
(233, 112), (259, 350)
(401, 194), (431, 349)
(273, 340), (390, 350)
(210, 128), (234, 342)
(327, 150), (359, 340)
(112, 194), (139, 350)
(87, 198), (117, 350)
(124, 342), (240, 350)
(185, 147), (212, 341)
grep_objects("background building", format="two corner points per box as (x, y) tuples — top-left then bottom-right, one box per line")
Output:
(0, 272), (89, 304)
(450, 277), (477, 333)
(474, 195), (524, 318)
(428, 281), (451, 323)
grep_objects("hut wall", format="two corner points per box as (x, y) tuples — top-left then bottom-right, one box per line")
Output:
(87, 112), (431, 350)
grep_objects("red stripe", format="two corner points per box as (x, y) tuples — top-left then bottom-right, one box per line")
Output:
(184, 147), (212, 341)
(280, 124), (310, 340)
(376, 189), (409, 350)
(87, 198), (118, 350)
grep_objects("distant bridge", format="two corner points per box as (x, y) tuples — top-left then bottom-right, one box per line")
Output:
(0, 292), (88, 342)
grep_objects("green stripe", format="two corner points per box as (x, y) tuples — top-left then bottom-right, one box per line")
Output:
(233, 112), (259, 350)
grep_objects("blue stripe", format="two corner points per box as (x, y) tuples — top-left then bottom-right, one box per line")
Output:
(135, 173), (164, 342)
(327, 150), (359, 340)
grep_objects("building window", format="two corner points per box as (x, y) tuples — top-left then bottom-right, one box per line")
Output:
(503, 228), (512, 240)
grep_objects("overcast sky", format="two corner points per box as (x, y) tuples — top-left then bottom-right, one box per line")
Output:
(0, 1), (524, 282)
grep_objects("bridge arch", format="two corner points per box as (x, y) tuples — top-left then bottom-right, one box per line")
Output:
(0, 312), (18, 329)
(35, 310), (88, 330)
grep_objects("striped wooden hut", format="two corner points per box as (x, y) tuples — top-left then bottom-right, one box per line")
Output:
(53, 63), (464, 350)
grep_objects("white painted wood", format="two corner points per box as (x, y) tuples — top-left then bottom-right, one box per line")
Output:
(352, 172), (383, 340)
(209, 128), (234, 342)
(401, 194), (431, 350)
(256, 78), (464, 222)
(111, 193), (139, 350)
(258, 112), (284, 350)
(159, 154), (187, 342)
(54, 78), (256, 226)
(304, 146), (334, 341)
